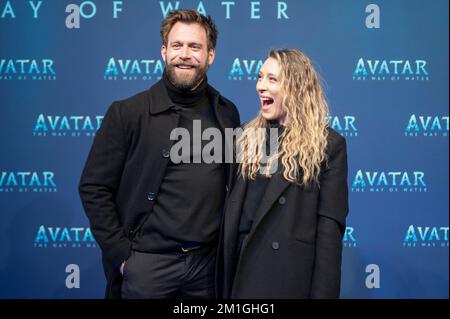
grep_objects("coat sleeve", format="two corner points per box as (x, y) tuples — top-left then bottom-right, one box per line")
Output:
(310, 136), (349, 298)
(78, 101), (132, 269)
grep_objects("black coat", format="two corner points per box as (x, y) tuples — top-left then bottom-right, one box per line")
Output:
(217, 128), (349, 299)
(78, 80), (240, 299)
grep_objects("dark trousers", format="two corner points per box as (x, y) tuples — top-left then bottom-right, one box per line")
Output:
(121, 246), (216, 299)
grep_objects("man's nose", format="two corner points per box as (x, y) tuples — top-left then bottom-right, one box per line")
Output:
(179, 46), (191, 59)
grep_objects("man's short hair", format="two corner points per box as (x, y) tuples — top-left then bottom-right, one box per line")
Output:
(160, 9), (218, 51)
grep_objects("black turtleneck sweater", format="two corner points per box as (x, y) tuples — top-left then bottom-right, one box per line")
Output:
(132, 74), (226, 253)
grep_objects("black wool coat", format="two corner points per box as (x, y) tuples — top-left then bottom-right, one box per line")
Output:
(216, 128), (349, 299)
(79, 80), (240, 298)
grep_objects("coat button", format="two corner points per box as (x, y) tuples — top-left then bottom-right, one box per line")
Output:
(147, 192), (157, 201)
(162, 149), (170, 158)
(272, 242), (280, 250)
(278, 196), (286, 205)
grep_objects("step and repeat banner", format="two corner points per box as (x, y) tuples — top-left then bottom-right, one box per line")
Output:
(0, 0), (448, 298)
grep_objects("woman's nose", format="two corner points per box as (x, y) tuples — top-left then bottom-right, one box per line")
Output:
(256, 79), (266, 92)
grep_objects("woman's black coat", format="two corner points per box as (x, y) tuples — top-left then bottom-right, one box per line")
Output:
(217, 128), (349, 299)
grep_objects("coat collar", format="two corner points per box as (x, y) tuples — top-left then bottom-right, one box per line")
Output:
(147, 79), (176, 115)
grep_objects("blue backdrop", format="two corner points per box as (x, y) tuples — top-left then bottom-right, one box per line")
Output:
(0, 0), (448, 298)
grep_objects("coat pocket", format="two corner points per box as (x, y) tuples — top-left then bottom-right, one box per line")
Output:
(294, 237), (316, 246)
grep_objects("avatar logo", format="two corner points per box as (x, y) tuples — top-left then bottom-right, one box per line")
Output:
(0, 171), (57, 193)
(326, 115), (358, 137)
(34, 226), (97, 249)
(343, 227), (356, 247)
(104, 58), (164, 81)
(405, 114), (449, 137)
(351, 170), (427, 193)
(353, 58), (429, 81)
(403, 225), (449, 248)
(33, 114), (103, 137)
(0, 59), (56, 80)
(228, 58), (263, 81)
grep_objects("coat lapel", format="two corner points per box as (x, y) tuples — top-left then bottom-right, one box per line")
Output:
(207, 87), (238, 190)
(238, 171), (290, 256)
(207, 85), (235, 131)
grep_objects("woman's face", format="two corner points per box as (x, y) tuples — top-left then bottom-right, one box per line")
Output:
(256, 57), (286, 125)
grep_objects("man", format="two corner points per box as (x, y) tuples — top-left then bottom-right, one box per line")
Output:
(79, 9), (240, 299)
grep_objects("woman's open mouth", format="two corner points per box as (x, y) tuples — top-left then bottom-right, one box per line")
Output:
(261, 96), (274, 111)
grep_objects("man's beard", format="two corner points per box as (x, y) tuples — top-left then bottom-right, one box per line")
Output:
(165, 60), (208, 90)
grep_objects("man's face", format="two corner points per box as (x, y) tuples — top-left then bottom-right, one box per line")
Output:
(161, 22), (215, 90)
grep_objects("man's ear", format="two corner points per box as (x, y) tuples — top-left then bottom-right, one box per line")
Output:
(208, 48), (215, 65)
(161, 45), (166, 63)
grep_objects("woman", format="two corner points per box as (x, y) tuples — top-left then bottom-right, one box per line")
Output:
(217, 49), (349, 299)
